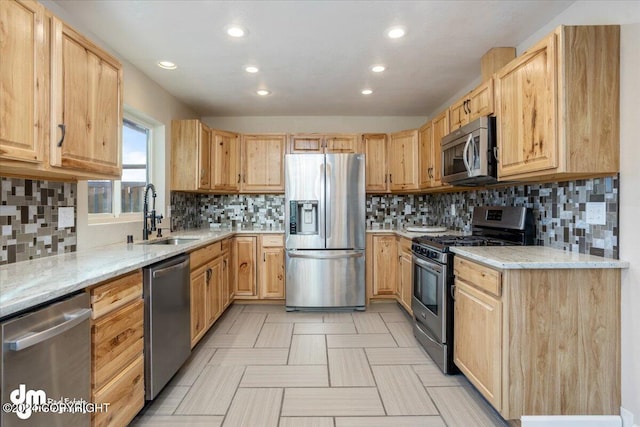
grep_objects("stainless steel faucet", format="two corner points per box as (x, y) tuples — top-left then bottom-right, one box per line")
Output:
(143, 183), (163, 240)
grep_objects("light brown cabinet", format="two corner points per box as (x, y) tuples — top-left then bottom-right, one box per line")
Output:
(1, 1), (123, 180)
(211, 129), (240, 191)
(88, 271), (144, 427)
(241, 134), (286, 193)
(495, 25), (620, 181)
(363, 133), (389, 193)
(448, 79), (494, 132)
(418, 110), (450, 190)
(259, 235), (286, 299)
(171, 119), (212, 191)
(232, 236), (258, 297)
(369, 234), (398, 297)
(453, 255), (621, 421)
(0, 0), (46, 165)
(189, 239), (230, 347)
(397, 237), (413, 315)
(289, 133), (361, 154)
(388, 129), (419, 191)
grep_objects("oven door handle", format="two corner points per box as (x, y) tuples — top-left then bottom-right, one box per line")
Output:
(412, 255), (443, 274)
(414, 320), (441, 345)
(462, 133), (473, 175)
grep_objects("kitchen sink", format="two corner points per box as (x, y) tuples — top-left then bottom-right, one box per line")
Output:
(140, 237), (200, 245)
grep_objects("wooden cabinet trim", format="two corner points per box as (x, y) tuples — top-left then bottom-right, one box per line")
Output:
(89, 271), (142, 319)
(453, 257), (501, 297)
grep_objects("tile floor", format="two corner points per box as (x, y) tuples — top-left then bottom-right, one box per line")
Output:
(132, 301), (508, 427)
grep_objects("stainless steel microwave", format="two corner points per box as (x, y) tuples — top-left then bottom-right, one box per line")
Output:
(441, 116), (497, 186)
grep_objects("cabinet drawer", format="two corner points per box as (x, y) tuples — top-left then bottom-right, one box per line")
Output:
(92, 354), (144, 427)
(262, 234), (284, 247)
(191, 241), (222, 269)
(89, 271), (142, 319)
(92, 299), (144, 390)
(454, 257), (501, 297)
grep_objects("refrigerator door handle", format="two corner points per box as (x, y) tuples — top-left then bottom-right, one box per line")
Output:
(325, 160), (332, 239)
(287, 250), (363, 260)
(317, 161), (325, 240)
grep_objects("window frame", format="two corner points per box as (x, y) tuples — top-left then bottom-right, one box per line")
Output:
(88, 112), (153, 225)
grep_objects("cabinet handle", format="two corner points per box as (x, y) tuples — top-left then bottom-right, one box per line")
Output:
(243, 175), (246, 183)
(451, 284), (456, 301)
(206, 268), (212, 284)
(389, 174), (392, 183)
(384, 174), (387, 183)
(56, 124), (66, 147)
(223, 259), (227, 269)
(237, 174), (241, 183)
(263, 253), (266, 262)
(493, 146), (499, 163)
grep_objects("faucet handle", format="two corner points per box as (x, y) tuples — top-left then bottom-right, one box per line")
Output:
(157, 214), (163, 223)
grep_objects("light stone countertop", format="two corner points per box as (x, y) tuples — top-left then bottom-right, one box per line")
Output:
(450, 246), (629, 270)
(0, 228), (283, 320)
(366, 227), (463, 240)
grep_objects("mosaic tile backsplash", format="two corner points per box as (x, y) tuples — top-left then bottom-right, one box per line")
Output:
(171, 175), (619, 259)
(367, 176), (619, 258)
(1, 177), (77, 265)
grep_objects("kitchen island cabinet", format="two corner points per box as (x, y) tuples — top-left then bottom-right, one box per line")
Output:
(87, 271), (144, 427)
(452, 253), (621, 421)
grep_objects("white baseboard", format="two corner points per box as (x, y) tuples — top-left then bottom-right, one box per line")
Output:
(621, 406), (638, 427)
(521, 415), (622, 427)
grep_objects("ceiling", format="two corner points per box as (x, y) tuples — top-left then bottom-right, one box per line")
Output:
(51, 0), (574, 117)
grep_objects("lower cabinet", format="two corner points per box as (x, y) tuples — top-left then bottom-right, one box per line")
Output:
(233, 234), (285, 300)
(88, 271), (144, 427)
(453, 256), (621, 421)
(367, 234), (398, 298)
(189, 238), (230, 348)
(397, 237), (413, 315)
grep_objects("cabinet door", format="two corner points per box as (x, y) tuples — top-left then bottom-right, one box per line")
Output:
(399, 251), (413, 315)
(233, 236), (257, 297)
(0, 0), (46, 164)
(325, 134), (360, 153)
(50, 18), (122, 178)
(454, 280), (502, 411)
(467, 79), (494, 121)
(290, 134), (324, 154)
(198, 124), (212, 190)
(430, 110), (449, 187)
(190, 265), (207, 347)
(418, 122), (432, 189)
(260, 247), (285, 299)
(448, 97), (468, 132)
(495, 32), (558, 178)
(212, 130), (240, 191)
(221, 250), (232, 308)
(363, 133), (388, 192)
(207, 257), (223, 326)
(388, 130), (419, 191)
(241, 134), (285, 192)
(372, 235), (398, 295)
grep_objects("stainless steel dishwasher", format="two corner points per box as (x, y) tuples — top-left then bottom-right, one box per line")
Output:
(1, 292), (91, 427)
(143, 254), (191, 400)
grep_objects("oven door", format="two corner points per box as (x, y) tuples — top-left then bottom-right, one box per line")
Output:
(411, 254), (447, 342)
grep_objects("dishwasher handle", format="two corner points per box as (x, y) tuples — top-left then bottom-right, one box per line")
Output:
(152, 258), (190, 279)
(6, 308), (92, 351)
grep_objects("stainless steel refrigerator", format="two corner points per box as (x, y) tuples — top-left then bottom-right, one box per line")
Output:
(285, 153), (365, 310)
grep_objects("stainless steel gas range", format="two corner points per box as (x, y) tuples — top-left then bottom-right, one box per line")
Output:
(411, 206), (535, 374)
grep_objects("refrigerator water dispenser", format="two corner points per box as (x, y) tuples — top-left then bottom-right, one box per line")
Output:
(289, 200), (318, 235)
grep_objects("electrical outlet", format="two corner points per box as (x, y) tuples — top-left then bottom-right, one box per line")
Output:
(586, 202), (606, 225)
(450, 204), (456, 216)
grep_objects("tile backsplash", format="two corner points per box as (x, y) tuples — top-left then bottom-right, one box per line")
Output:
(171, 175), (618, 259)
(1, 177), (77, 265)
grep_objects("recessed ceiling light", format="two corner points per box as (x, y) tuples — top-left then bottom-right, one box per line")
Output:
(227, 26), (247, 37)
(157, 60), (177, 70)
(361, 89), (373, 95)
(257, 89), (271, 96)
(371, 65), (386, 73)
(245, 66), (259, 73)
(386, 27), (406, 39)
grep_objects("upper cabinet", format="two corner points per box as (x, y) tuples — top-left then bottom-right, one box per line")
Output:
(418, 109), (450, 190)
(363, 133), (389, 193)
(0, 0), (46, 165)
(449, 79), (494, 132)
(1, 1), (123, 180)
(388, 129), (419, 192)
(211, 129), (240, 191)
(241, 134), (286, 193)
(495, 25), (620, 181)
(289, 133), (361, 154)
(171, 119), (211, 192)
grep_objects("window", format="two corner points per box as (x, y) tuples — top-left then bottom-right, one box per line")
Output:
(88, 117), (150, 217)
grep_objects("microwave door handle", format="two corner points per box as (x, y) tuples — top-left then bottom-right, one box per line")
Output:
(462, 133), (473, 175)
